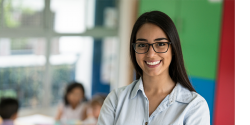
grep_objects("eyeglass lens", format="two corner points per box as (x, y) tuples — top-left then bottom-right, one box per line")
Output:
(134, 42), (170, 53)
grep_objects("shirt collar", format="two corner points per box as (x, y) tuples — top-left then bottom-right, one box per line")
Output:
(130, 77), (193, 104)
(165, 83), (194, 106)
(131, 77), (144, 99)
(175, 83), (194, 103)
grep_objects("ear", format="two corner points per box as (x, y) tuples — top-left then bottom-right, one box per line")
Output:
(11, 112), (18, 120)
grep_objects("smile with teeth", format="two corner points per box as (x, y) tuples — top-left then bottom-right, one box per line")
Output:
(146, 61), (161, 65)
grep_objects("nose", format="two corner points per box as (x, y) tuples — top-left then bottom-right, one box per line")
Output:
(146, 45), (157, 57)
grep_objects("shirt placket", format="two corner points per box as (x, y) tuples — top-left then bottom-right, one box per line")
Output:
(139, 84), (150, 125)
(140, 88), (172, 125)
(148, 96), (169, 123)
(144, 97), (149, 125)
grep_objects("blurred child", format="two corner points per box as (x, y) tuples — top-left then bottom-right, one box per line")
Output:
(82, 94), (106, 125)
(0, 98), (19, 125)
(55, 81), (87, 121)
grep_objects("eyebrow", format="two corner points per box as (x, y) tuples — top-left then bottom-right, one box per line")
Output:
(136, 38), (147, 42)
(154, 38), (168, 41)
(136, 38), (168, 42)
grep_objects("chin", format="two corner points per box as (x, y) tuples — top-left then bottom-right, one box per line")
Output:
(144, 72), (161, 77)
(143, 69), (168, 77)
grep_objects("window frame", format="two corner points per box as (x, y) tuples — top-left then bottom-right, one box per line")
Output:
(0, 0), (118, 116)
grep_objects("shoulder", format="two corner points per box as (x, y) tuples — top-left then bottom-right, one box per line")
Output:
(103, 80), (139, 106)
(58, 101), (66, 109)
(107, 80), (139, 100)
(175, 83), (207, 105)
(175, 83), (210, 124)
(78, 102), (87, 109)
(175, 84), (210, 124)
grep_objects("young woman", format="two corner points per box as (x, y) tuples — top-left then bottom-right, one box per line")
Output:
(55, 81), (87, 121)
(97, 11), (210, 125)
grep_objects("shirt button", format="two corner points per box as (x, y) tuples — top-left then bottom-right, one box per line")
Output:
(145, 122), (148, 125)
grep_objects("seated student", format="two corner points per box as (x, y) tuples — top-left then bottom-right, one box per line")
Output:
(82, 94), (106, 125)
(0, 98), (19, 125)
(55, 81), (88, 121)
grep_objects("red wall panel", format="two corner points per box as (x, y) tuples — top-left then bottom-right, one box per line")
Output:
(214, 0), (235, 125)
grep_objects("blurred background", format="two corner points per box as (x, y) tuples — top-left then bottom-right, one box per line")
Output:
(0, 0), (234, 125)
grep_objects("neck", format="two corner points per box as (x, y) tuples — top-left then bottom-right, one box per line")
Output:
(142, 72), (175, 94)
(71, 103), (79, 109)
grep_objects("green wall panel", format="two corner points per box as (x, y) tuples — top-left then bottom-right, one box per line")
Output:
(179, 0), (222, 79)
(139, 0), (223, 79)
(139, 0), (178, 22)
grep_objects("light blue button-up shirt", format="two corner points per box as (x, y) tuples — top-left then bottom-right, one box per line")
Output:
(97, 78), (210, 125)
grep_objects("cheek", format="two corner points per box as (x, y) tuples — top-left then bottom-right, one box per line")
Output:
(67, 94), (73, 101)
(93, 106), (101, 115)
(135, 54), (144, 66)
(162, 53), (172, 65)
(166, 56), (172, 65)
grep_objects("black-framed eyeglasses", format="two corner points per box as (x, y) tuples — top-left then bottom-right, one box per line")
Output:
(132, 42), (172, 54)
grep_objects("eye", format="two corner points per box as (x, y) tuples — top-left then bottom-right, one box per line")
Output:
(137, 43), (147, 48)
(157, 42), (166, 46)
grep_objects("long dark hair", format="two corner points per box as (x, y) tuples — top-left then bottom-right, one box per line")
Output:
(64, 81), (87, 105)
(130, 11), (196, 92)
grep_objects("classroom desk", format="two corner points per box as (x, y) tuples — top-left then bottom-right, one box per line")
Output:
(14, 114), (95, 125)
(15, 114), (54, 125)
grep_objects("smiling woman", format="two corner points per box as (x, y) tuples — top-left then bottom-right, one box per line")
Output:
(97, 11), (210, 125)
(135, 23), (173, 79)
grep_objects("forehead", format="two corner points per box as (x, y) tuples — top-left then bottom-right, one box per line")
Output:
(136, 23), (168, 39)
(70, 87), (83, 93)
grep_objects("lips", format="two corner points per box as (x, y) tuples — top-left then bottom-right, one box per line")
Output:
(146, 61), (161, 65)
(145, 60), (161, 68)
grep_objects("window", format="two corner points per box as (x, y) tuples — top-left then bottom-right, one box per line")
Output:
(0, 0), (118, 117)
(51, 0), (86, 33)
(2, 0), (44, 29)
(0, 38), (46, 108)
(50, 36), (94, 104)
